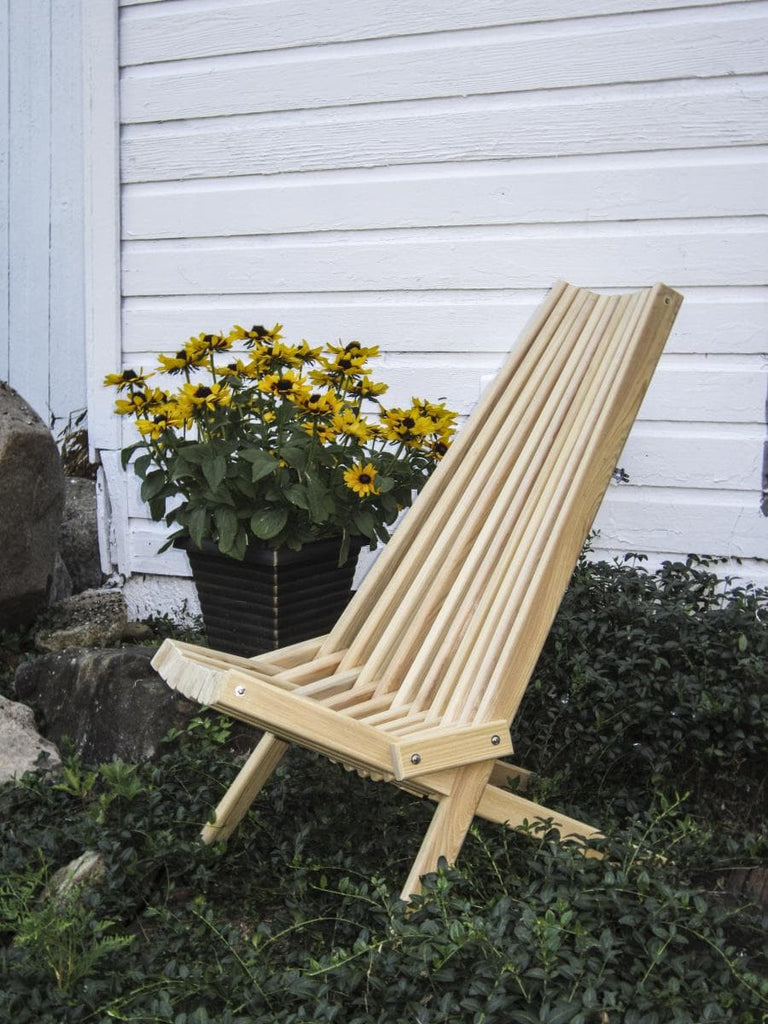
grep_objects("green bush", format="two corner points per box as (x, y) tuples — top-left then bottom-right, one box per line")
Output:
(0, 555), (766, 1022)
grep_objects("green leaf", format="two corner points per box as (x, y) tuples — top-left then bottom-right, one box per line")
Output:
(214, 508), (239, 553)
(307, 478), (333, 522)
(240, 448), (279, 482)
(202, 454), (227, 491)
(285, 484), (311, 511)
(188, 508), (208, 549)
(376, 474), (396, 493)
(141, 471), (168, 502)
(352, 510), (376, 538)
(133, 453), (153, 479)
(250, 506), (289, 540)
(280, 446), (306, 471)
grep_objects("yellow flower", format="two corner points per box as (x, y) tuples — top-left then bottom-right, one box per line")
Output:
(104, 368), (151, 391)
(114, 387), (168, 417)
(332, 408), (372, 441)
(343, 463), (379, 497)
(257, 371), (307, 400)
(190, 332), (233, 356)
(294, 390), (340, 417)
(380, 407), (433, 443)
(326, 340), (380, 360)
(302, 420), (338, 443)
(178, 382), (232, 413)
(411, 398), (458, 435)
(348, 377), (388, 399)
(234, 323), (284, 348)
(134, 405), (187, 439)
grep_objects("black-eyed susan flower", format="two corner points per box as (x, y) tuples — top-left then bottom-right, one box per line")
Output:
(178, 382), (232, 414)
(104, 368), (151, 391)
(332, 408), (372, 442)
(257, 371), (307, 400)
(114, 386), (168, 417)
(343, 463), (380, 497)
(302, 420), (338, 443)
(295, 390), (340, 417)
(380, 407), (433, 444)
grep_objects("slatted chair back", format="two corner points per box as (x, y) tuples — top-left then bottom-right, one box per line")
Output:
(319, 281), (681, 730)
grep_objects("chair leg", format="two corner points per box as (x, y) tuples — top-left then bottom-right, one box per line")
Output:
(399, 761), (494, 901)
(201, 731), (289, 844)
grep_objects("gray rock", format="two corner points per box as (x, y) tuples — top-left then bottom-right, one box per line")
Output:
(14, 646), (197, 763)
(0, 694), (61, 784)
(59, 477), (103, 593)
(51, 850), (106, 899)
(0, 382), (65, 630)
(35, 588), (127, 652)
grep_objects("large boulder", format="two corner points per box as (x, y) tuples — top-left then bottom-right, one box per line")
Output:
(14, 647), (197, 764)
(59, 477), (103, 593)
(0, 694), (61, 784)
(0, 383), (65, 630)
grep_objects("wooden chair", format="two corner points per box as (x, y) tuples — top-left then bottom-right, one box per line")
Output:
(152, 280), (683, 900)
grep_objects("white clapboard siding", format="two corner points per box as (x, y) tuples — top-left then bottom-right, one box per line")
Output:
(593, 489), (766, 557)
(121, 220), (768, 295)
(120, 6), (768, 123)
(122, 149), (768, 240)
(98, 0), (768, 588)
(618, 423), (764, 491)
(121, 77), (768, 183)
(121, 287), (768, 357)
(118, 0), (749, 65)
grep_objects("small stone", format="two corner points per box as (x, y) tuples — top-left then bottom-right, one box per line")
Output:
(50, 850), (105, 900)
(0, 694), (61, 784)
(122, 620), (154, 642)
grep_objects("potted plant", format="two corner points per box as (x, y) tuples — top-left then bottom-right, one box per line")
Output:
(105, 323), (456, 655)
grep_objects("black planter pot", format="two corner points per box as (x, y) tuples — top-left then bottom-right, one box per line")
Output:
(176, 536), (362, 657)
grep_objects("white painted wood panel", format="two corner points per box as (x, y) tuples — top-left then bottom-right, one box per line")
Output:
(121, 6), (767, 123)
(122, 149), (768, 240)
(2, 0), (86, 426)
(0, 0), (8, 382)
(120, 288), (768, 357)
(119, 0), (750, 65)
(618, 424), (764, 491)
(593, 489), (766, 557)
(121, 77), (768, 183)
(121, 220), (768, 295)
(7, 0), (52, 419)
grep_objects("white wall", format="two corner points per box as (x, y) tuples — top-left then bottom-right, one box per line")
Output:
(0, 0), (86, 431)
(94, 0), (768, 593)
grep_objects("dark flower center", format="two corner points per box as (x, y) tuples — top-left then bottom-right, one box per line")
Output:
(195, 386), (212, 398)
(359, 473), (372, 485)
(403, 417), (416, 429)
(276, 379), (293, 393)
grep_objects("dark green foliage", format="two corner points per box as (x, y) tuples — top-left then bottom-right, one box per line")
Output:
(1, 555), (766, 1022)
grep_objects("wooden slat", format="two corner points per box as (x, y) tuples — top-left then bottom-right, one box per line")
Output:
(323, 281), (575, 663)
(392, 720), (512, 780)
(379, 292), (622, 706)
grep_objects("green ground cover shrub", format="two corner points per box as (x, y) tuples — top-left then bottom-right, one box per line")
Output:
(1, 556), (766, 1023)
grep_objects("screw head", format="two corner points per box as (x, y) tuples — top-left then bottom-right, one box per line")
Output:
(235, 685), (246, 697)
(410, 753), (421, 765)
(491, 734), (501, 746)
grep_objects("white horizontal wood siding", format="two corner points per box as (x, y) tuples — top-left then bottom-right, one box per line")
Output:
(0, 0), (86, 429)
(98, 0), (768, 586)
